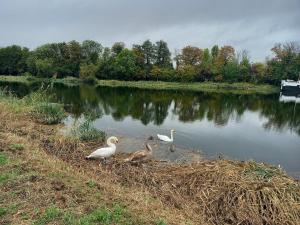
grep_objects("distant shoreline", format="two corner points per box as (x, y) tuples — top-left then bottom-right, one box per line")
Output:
(0, 75), (279, 94)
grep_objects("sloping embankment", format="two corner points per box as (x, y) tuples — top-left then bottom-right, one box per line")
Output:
(1, 103), (299, 225)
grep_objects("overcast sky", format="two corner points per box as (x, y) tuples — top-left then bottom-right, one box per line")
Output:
(0, 0), (299, 61)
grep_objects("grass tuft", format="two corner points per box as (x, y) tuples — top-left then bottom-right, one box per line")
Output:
(33, 205), (61, 225)
(0, 208), (7, 218)
(31, 102), (66, 124)
(8, 143), (24, 152)
(244, 161), (281, 179)
(0, 153), (8, 165)
(71, 119), (105, 142)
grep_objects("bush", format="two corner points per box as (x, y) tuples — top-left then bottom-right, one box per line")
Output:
(71, 119), (105, 142)
(32, 102), (66, 124)
(80, 63), (98, 84)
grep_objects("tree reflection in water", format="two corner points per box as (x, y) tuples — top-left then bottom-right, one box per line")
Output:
(1, 82), (299, 135)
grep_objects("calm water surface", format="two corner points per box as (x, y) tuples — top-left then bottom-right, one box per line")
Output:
(2, 82), (300, 177)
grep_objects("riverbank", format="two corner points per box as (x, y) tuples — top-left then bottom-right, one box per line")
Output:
(1, 88), (299, 225)
(97, 80), (278, 94)
(0, 75), (279, 94)
(0, 75), (81, 86)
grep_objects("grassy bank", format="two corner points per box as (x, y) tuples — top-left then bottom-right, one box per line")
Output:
(1, 89), (299, 225)
(97, 80), (279, 94)
(0, 75), (82, 86)
(0, 75), (279, 94)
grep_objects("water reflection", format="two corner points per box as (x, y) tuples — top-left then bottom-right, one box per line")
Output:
(53, 85), (300, 135)
(2, 82), (300, 136)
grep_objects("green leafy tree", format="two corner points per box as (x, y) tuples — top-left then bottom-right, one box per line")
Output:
(81, 40), (103, 64)
(113, 49), (139, 80)
(154, 40), (172, 68)
(35, 59), (55, 77)
(0, 45), (29, 75)
(111, 42), (125, 55)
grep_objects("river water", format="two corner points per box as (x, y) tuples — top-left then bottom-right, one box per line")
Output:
(2, 82), (300, 177)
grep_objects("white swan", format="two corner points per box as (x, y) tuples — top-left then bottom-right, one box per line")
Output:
(157, 129), (175, 142)
(86, 136), (119, 162)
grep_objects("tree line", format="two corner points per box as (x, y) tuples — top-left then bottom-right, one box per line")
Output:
(0, 40), (299, 84)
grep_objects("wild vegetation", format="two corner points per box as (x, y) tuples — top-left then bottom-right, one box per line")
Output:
(1, 85), (300, 224)
(0, 40), (299, 85)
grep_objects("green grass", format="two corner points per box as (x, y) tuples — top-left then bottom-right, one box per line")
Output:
(87, 180), (97, 188)
(31, 102), (66, 124)
(244, 161), (282, 179)
(0, 153), (8, 165)
(71, 119), (106, 142)
(32, 205), (134, 225)
(0, 172), (10, 184)
(0, 208), (7, 218)
(97, 80), (278, 94)
(33, 205), (62, 225)
(0, 75), (82, 86)
(156, 219), (167, 225)
(1, 75), (278, 94)
(8, 144), (24, 152)
(1, 86), (67, 124)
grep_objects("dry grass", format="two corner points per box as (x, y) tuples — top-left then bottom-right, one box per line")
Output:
(1, 101), (299, 225)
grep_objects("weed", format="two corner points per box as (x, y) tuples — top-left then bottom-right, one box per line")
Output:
(33, 205), (61, 225)
(0, 173), (10, 184)
(0, 208), (7, 218)
(87, 180), (97, 188)
(63, 212), (77, 225)
(244, 161), (281, 179)
(71, 119), (105, 142)
(8, 144), (24, 152)
(32, 102), (66, 124)
(79, 205), (125, 225)
(0, 153), (8, 165)
(156, 218), (167, 225)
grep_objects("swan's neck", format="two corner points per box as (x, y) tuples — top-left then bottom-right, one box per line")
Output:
(146, 144), (152, 153)
(107, 139), (116, 148)
(170, 131), (174, 141)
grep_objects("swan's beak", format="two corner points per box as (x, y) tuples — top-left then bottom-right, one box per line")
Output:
(116, 139), (119, 143)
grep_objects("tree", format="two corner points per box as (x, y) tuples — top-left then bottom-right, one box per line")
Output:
(142, 40), (155, 67)
(0, 45), (29, 75)
(113, 49), (139, 80)
(35, 59), (54, 77)
(217, 46), (235, 65)
(154, 40), (172, 68)
(211, 45), (219, 61)
(81, 40), (103, 64)
(111, 42), (125, 55)
(238, 50), (251, 81)
(267, 42), (300, 83)
(80, 63), (98, 82)
(179, 46), (203, 66)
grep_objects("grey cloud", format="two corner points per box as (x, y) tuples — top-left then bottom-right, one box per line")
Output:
(0, 0), (299, 60)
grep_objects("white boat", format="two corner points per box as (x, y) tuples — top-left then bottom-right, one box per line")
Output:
(281, 79), (300, 93)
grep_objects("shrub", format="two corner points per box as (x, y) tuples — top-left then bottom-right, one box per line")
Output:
(79, 63), (98, 84)
(32, 102), (66, 124)
(71, 119), (105, 142)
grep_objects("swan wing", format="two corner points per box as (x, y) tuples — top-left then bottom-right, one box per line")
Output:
(126, 150), (150, 162)
(87, 146), (115, 158)
(157, 134), (172, 142)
